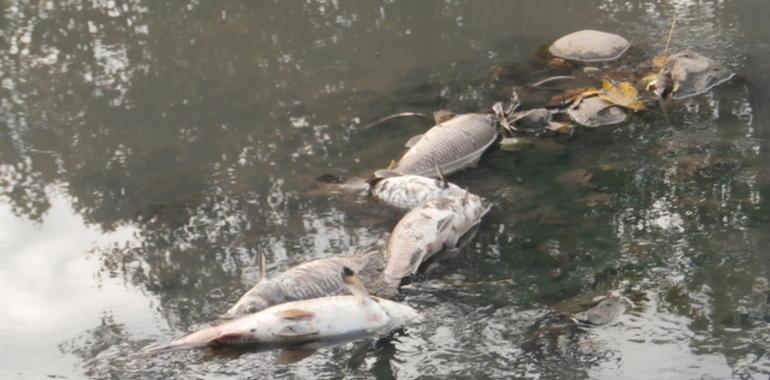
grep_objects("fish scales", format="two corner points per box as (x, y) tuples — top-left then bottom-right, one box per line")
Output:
(372, 175), (467, 210)
(225, 253), (383, 318)
(149, 292), (421, 353)
(394, 113), (497, 177)
(383, 191), (490, 285)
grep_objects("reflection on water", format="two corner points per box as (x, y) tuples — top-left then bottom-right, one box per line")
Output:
(1, 0), (769, 379)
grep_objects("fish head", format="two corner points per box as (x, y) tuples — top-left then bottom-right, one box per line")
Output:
(223, 294), (271, 319)
(376, 298), (422, 327)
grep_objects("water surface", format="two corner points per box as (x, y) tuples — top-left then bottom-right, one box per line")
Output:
(1, 1), (769, 379)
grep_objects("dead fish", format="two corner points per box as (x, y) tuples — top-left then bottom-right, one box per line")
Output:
(572, 296), (631, 326)
(371, 171), (470, 210)
(386, 113), (499, 178)
(567, 96), (627, 127)
(144, 267), (421, 355)
(382, 192), (491, 287)
(224, 250), (384, 318)
(652, 50), (734, 100)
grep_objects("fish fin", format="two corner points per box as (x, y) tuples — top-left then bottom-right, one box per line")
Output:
(277, 347), (319, 364)
(212, 332), (246, 344)
(404, 133), (424, 148)
(434, 163), (448, 189)
(373, 169), (402, 179)
(276, 324), (320, 338)
(341, 266), (370, 299)
(277, 309), (315, 320)
(258, 252), (267, 282)
(436, 215), (454, 234)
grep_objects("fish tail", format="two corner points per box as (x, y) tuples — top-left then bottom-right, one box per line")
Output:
(141, 325), (224, 355)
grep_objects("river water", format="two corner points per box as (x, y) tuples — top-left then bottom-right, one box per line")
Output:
(1, 1), (769, 379)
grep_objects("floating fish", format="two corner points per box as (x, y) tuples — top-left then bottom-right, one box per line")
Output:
(224, 250), (384, 318)
(145, 268), (421, 355)
(572, 296), (632, 326)
(652, 50), (734, 100)
(382, 192), (491, 288)
(386, 113), (499, 178)
(371, 172), (470, 210)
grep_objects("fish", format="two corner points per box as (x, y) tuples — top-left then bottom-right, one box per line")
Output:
(144, 267), (421, 355)
(223, 250), (385, 318)
(382, 191), (491, 288)
(370, 172), (470, 210)
(315, 170), (474, 211)
(387, 113), (499, 178)
(572, 296), (632, 326)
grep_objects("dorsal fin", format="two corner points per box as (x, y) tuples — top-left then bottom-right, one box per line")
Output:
(277, 309), (315, 320)
(373, 169), (402, 179)
(434, 163), (448, 188)
(404, 133), (424, 148)
(258, 252), (267, 282)
(341, 266), (369, 299)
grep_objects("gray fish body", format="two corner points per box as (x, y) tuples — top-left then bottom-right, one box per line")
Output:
(574, 296), (628, 326)
(393, 113), (498, 178)
(225, 251), (384, 318)
(371, 175), (468, 210)
(383, 192), (490, 285)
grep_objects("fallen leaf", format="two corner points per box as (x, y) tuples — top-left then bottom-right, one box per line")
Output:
(652, 55), (668, 69)
(599, 80), (646, 111)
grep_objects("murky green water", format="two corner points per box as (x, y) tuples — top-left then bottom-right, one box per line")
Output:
(1, 1), (769, 379)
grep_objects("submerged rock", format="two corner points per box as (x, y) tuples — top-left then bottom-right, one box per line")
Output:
(549, 30), (630, 63)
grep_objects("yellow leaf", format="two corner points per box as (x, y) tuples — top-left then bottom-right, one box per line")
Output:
(652, 56), (668, 69)
(599, 80), (646, 111)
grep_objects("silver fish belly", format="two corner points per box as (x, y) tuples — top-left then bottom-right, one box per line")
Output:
(371, 175), (468, 210)
(147, 294), (421, 353)
(393, 113), (498, 177)
(383, 192), (490, 285)
(225, 252), (383, 318)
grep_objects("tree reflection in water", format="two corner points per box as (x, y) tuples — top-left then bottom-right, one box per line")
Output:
(0, 0), (768, 379)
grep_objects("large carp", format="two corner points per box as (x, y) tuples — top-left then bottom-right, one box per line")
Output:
(382, 191), (491, 288)
(144, 268), (421, 358)
(385, 113), (499, 178)
(224, 249), (385, 318)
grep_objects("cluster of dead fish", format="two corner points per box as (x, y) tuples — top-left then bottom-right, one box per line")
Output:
(142, 29), (734, 363)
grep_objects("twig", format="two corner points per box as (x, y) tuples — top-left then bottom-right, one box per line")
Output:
(663, 15), (677, 60)
(529, 75), (575, 88)
(360, 112), (429, 130)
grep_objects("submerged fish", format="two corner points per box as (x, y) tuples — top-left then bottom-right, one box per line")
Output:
(386, 113), (499, 178)
(653, 50), (734, 100)
(145, 268), (421, 355)
(382, 192), (491, 287)
(224, 250), (384, 318)
(572, 296), (631, 326)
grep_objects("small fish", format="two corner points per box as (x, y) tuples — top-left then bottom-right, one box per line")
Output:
(388, 113), (498, 178)
(572, 296), (630, 326)
(144, 268), (421, 355)
(224, 250), (384, 318)
(382, 191), (491, 287)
